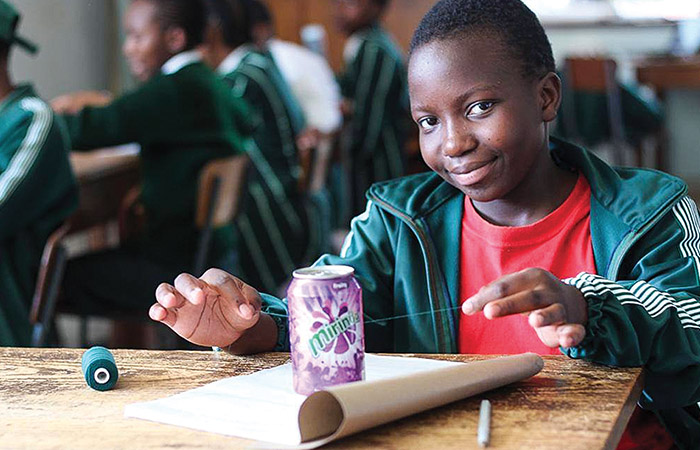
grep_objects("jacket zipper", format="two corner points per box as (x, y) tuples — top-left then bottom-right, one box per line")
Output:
(370, 195), (452, 353)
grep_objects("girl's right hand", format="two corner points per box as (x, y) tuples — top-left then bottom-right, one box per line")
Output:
(150, 268), (263, 349)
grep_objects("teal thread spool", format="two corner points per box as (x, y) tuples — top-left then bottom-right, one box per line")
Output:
(81, 346), (118, 391)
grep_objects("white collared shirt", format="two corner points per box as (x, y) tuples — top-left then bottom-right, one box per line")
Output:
(217, 45), (254, 76)
(161, 50), (202, 75)
(268, 39), (342, 134)
(343, 33), (364, 65)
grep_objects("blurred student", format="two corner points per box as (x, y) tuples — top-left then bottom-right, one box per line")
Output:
(335, 0), (409, 217)
(200, 0), (322, 294)
(0, 0), (78, 345)
(55, 0), (250, 315)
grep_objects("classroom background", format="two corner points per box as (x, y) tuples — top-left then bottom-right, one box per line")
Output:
(8, 0), (700, 346)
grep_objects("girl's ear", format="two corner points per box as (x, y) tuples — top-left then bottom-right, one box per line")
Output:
(539, 72), (562, 123)
(164, 26), (188, 55)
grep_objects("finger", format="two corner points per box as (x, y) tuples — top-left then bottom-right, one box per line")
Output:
(528, 303), (567, 328)
(149, 303), (177, 328)
(480, 288), (555, 319)
(463, 268), (546, 314)
(201, 269), (262, 324)
(173, 273), (207, 305)
(557, 324), (586, 348)
(155, 283), (187, 309)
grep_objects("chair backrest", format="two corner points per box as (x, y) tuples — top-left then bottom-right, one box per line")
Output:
(565, 57), (617, 93)
(29, 221), (72, 346)
(195, 153), (250, 229)
(563, 57), (627, 163)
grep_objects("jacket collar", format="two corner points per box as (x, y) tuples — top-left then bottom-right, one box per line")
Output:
(161, 50), (201, 75)
(217, 45), (255, 76)
(0, 83), (36, 115)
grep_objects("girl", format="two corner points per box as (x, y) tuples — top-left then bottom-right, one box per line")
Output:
(58, 0), (250, 316)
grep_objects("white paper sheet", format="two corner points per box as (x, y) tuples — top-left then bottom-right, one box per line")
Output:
(124, 354), (460, 446)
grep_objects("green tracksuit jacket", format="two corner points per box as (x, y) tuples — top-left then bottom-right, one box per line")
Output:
(63, 60), (249, 271)
(221, 48), (320, 293)
(0, 84), (78, 345)
(263, 138), (700, 448)
(339, 24), (410, 215)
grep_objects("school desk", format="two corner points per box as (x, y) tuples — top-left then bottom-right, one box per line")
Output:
(0, 348), (642, 449)
(69, 145), (140, 232)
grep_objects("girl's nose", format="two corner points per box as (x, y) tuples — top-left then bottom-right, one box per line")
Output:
(442, 121), (477, 157)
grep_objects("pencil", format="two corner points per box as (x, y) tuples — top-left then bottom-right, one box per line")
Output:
(477, 399), (491, 447)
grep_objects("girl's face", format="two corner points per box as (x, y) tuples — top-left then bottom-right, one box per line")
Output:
(334, 0), (381, 35)
(122, 0), (173, 82)
(408, 35), (561, 204)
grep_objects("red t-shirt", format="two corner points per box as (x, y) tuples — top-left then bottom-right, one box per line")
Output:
(458, 173), (596, 355)
(458, 173), (673, 449)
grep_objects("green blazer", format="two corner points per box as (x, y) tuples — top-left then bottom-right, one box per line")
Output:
(64, 60), (249, 270)
(0, 84), (78, 345)
(221, 48), (320, 293)
(339, 24), (410, 213)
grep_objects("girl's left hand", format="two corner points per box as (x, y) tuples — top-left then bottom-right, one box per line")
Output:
(461, 268), (588, 348)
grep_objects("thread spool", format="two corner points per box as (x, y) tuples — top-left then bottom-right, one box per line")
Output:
(81, 346), (118, 391)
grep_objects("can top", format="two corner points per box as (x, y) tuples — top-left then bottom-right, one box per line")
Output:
(292, 265), (355, 280)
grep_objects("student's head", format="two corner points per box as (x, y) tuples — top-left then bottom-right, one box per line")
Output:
(247, 0), (274, 48)
(334, 0), (389, 36)
(201, 0), (251, 68)
(122, 0), (206, 82)
(407, 0), (561, 204)
(0, 0), (37, 68)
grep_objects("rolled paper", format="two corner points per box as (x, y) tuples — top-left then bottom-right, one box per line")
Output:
(81, 346), (118, 391)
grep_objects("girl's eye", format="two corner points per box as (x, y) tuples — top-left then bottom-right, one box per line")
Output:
(467, 101), (495, 117)
(417, 116), (439, 131)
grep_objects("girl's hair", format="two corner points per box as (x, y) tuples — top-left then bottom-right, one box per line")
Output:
(203, 0), (253, 49)
(142, 0), (207, 50)
(409, 0), (555, 79)
(0, 41), (8, 61)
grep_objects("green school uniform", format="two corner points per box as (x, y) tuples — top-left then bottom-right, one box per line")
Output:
(339, 24), (410, 216)
(219, 47), (320, 293)
(63, 55), (249, 270)
(0, 84), (78, 345)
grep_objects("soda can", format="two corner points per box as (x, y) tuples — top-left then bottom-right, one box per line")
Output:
(287, 265), (365, 395)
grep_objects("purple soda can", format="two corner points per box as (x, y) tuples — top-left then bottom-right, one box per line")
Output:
(287, 265), (365, 395)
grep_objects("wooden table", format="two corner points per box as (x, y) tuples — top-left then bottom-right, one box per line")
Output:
(69, 145), (140, 232)
(0, 348), (642, 449)
(637, 56), (700, 91)
(636, 56), (700, 172)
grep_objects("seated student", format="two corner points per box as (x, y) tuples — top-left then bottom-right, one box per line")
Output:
(0, 0), (78, 345)
(56, 0), (250, 315)
(335, 0), (410, 218)
(150, 0), (700, 448)
(200, 0), (321, 294)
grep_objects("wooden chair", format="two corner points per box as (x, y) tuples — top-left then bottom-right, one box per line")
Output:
(193, 153), (249, 275)
(29, 221), (72, 347)
(562, 57), (632, 166)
